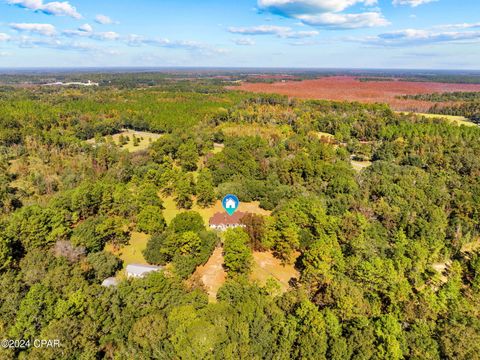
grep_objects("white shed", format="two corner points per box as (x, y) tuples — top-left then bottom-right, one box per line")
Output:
(126, 264), (162, 278)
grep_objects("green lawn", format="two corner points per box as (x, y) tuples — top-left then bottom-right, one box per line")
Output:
(351, 159), (373, 172)
(218, 123), (292, 141)
(105, 231), (151, 267)
(161, 196), (271, 225)
(87, 129), (163, 152)
(250, 251), (299, 294)
(398, 111), (476, 127)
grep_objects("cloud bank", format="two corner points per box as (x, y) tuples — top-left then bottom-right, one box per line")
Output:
(7, 0), (82, 19)
(359, 28), (480, 46)
(257, 0), (388, 29)
(229, 25), (319, 38)
(95, 14), (116, 25)
(392, 0), (437, 7)
(10, 22), (56, 36)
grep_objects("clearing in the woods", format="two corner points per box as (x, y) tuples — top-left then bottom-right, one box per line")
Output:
(87, 129), (163, 152)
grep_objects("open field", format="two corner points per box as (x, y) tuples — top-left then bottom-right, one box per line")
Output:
(250, 251), (300, 293)
(219, 123), (292, 141)
(161, 196), (271, 225)
(105, 231), (150, 267)
(404, 112), (476, 127)
(351, 160), (373, 172)
(232, 76), (480, 112)
(87, 129), (163, 152)
(213, 143), (224, 154)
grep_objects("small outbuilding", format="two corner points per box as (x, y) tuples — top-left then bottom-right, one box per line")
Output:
(126, 264), (162, 278)
(209, 211), (247, 231)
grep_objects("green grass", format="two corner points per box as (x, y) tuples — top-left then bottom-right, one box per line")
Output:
(212, 143), (224, 154)
(315, 131), (335, 140)
(161, 196), (271, 225)
(250, 251), (299, 294)
(218, 123), (292, 140)
(351, 159), (373, 172)
(105, 231), (151, 267)
(398, 111), (476, 127)
(87, 129), (163, 152)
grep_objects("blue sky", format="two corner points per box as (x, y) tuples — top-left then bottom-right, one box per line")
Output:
(0, 0), (479, 69)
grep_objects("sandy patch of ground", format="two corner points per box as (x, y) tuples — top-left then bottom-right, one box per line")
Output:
(250, 251), (300, 293)
(191, 247), (226, 302)
(432, 261), (452, 286)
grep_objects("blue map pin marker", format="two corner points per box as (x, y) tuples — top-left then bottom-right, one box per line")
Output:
(222, 194), (239, 216)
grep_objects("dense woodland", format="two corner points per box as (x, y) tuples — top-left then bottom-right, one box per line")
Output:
(0, 77), (480, 359)
(429, 101), (480, 123)
(401, 91), (480, 123)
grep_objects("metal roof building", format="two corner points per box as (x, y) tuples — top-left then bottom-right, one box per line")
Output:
(126, 264), (162, 278)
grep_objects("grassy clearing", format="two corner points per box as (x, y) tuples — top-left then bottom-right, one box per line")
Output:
(315, 131), (336, 141)
(87, 129), (163, 152)
(218, 123), (292, 141)
(418, 113), (475, 127)
(398, 111), (476, 127)
(250, 251), (300, 294)
(105, 231), (150, 268)
(351, 159), (373, 172)
(161, 196), (271, 225)
(461, 238), (480, 254)
(212, 143), (224, 154)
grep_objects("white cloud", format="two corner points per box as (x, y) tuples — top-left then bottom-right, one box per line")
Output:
(93, 31), (120, 41)
(257, 0), (387, 29)
(392, 0), (436, 7)
(63, 25), (120, 41)
(298, 11), (388, 28)
(7, 0), (82, 19)
(435, 23), (480, 30)
(228, 25), (319, 38)
(233, 38), (256, 46)
(10, 23), (56, 36)
(78, 23), (93, 33)
(0, 33), (11, 41)
(359, 28), (480, 46)
(258, 0), (378, 16)
(95, 14), (116, 25)
(125, 34), (226, 55)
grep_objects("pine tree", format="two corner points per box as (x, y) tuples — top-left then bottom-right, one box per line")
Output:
(196, 169), (215, 207)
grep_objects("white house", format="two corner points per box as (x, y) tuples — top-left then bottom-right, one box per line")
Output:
(126, 264), (162, 278)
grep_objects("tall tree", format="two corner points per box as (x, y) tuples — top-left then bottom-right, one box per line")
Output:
(196, 169), (216, 207)
(223, 228), (253, 275)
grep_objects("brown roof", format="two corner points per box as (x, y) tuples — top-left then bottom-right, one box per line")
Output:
(209, 211), (246, 226)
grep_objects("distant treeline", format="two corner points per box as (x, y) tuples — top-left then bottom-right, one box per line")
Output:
(402, 91), (480, 102)
(399, 75), (480, 84)
(429, 101), (480, 123)
(358, 77), (396, 82)
(398, 91), (480, 122)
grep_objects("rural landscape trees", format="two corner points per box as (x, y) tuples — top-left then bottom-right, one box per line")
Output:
(0, 74), (479, 359)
